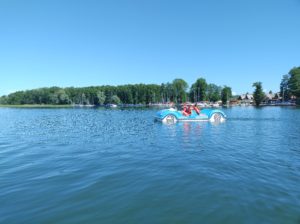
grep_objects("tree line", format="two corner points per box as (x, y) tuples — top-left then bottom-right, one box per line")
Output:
(0, 78), (232, 105)
(252, 66), (300, 106)
(280, 67), (300, 103)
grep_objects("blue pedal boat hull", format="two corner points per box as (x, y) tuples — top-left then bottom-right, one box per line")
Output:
(155, 108), (226, 123)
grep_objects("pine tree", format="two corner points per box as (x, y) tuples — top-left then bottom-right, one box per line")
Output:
(252, 82), (265, 106)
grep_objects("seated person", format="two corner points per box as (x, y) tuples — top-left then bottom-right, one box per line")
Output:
(182, 105), (192, 116)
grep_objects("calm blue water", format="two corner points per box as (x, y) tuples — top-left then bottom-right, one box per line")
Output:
(0, 107), (300, 224)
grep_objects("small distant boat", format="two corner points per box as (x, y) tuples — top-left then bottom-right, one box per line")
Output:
(198, 103), (206, 107)
(73, 104), (95, 108)
(212, 103), (221, 108)
(106, 104), (118, 108)
(85, 104), (95, 107)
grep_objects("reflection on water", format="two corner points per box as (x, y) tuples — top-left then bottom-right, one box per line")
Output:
(0, 107), (300, 224)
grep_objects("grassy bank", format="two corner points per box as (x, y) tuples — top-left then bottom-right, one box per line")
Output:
(0, 104), (73, 108)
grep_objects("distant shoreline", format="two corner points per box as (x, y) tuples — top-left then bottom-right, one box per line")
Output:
(0, 104), (298, 109)
(0, 104), (73, 108)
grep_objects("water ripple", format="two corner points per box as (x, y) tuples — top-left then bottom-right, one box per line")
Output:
(0, 107), (300, 223)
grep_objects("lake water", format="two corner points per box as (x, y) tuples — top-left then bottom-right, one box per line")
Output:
(0, 107), (300, 224)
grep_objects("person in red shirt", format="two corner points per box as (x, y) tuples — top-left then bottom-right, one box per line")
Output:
(182, 104), (192, 116)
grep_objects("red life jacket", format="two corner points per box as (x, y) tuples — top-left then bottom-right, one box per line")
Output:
(182, 106), (190, 116)
(186, 106), (192, 115)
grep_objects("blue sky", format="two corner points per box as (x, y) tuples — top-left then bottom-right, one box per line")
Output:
(0, 0), (299, 96)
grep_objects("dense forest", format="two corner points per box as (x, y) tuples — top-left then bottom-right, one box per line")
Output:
(0, 78), (232, 105)
(1, 66), (299, 106)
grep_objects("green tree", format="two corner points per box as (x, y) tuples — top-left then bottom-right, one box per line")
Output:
(252, 82), (265, 106)
(288, 67), (300, 98)
(221, 86), (232, 105)
(0, 96), (7, 104)
(172, 79), (188, 103)
(57, 89), (70, 104)
(81, 93), (89, 105)
(190, 78), (207, 102)
(111, 95), (121, 105)
(280, 74), (290, 101)
(95, 91), (106, 105)
(165, 82), (174, 102)
(160, 83), (166, 103)
(207, 84), (222, 102)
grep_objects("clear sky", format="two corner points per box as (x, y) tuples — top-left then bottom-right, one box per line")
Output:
(0, 0), (299, 96)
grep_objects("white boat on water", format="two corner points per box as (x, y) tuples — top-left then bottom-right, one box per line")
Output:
(198, 103), (205, 107)
(73, 104), (95, 108)
(107, 104), (118, 108)
(212, 103), (221, 108)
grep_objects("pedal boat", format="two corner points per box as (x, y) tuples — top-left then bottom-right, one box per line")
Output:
(155, 108), (226, 123)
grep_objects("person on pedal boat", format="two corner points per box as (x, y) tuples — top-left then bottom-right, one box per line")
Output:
(182, 104), (192, 116)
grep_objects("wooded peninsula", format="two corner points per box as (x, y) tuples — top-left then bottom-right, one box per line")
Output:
(1, 66), (299, 106)
(0, 78), (232, 106)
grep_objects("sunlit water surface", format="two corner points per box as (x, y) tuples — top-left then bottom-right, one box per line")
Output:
(0, 107), (300, 224)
